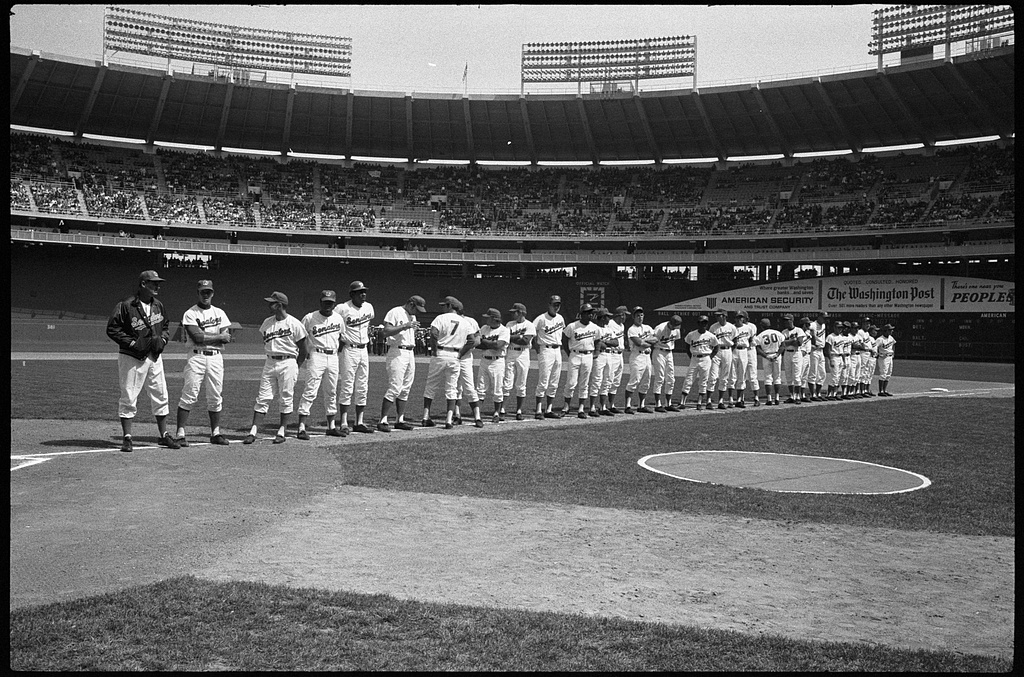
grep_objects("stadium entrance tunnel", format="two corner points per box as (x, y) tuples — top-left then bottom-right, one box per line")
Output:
(637, 451), (931, 495)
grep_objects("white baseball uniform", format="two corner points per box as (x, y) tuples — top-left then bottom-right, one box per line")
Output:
(855, 328), (873, 384)
(424, 311), (476, 401)
(651, 321), (681, 399)
(533, 312), (566, 398)
(337, 299), (374, 407)
(456, 315), (481, 404)
(178, 303), (231, 413)
(754, 327), (785, 386)
(840, 332), (856, 386)
(799, 327), (812, 386)
(602, 318), (626, 397)
(808, 320), (829, 386)
(709, 320), (736, 391)
(383, 305), (419, 402)
(875, 334), (896, 381)
(730, 320), (757, 391)
(255, 314), (307, 415)
(825, 331), (846, 387)
(563, 319), (599, 400)
(683, 328), (716, 395)
(298, 309), (344, 417)
(626, 322), (655, 393)
(781, 326), (807, 387)
(477, 322), (510, 401)
(503, 317), (536, 399)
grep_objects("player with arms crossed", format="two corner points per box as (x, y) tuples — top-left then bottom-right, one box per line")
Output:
(779, 314), (806, 404)
(560, 303), (599, 419)
(296, 290), (345, 440)
(377, 295), (426, 432)
(754, 318), (785, 406)
(682, 315), (718, 410)
(173, 279), (233, 447)
(623, 306), (657, 414)
(533, 295), (566, 420)
(477, 308), (511, 424)
(501, 302), (535, 421)
(823, 319), (846, 400)
(807, 310), (829, 401)
(603, 306), (629, 413)
(587, 308), (615, 416)
(337, 281), (376, 433)
(729, 309), (756, 408)
(707, 309), (736, 409)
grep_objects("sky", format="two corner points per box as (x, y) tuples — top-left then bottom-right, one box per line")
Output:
(10, 4), (890, 94)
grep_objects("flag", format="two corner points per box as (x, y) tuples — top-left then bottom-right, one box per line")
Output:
(463, 63), (468, 83)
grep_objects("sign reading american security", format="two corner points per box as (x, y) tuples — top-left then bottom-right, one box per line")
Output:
(657, 275), (1014, 314)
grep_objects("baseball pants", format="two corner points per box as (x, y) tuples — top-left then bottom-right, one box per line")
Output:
(800, 351), (811, 385)
(254, 356), (298, 415)
(709, 348), (733, 391)
(477, 356), (506, 401)
(782, 350), (805, 386)
(877, 355), (893, 381)
(297, 351), (339, 417)
(626, 350), (652, 393)
(535, 346), (563, 398)
(651, 348), (676, 397)
(178, 351), (225, 412)
(829, 356), (846, 387)
(118, 353), (170, 419)
(503, 346), (531, 398)
(606, 351), (624, 396)
(564, 352), (594, 400)
(423, 353), (460, 401)
(809, 349), (826, 386)
(339, 345), (370, 407)
(384, 347), (416, 402)
(845, 353), (861, 386)
(862, 355), (877, 384)
(590, 351), (611, 397)
(730, 347), (749, 390)
(456, 355), (480, 403)
(762, 355), (782, 386)
(746, 347), (759, 392)
(684, 355), (712, 395)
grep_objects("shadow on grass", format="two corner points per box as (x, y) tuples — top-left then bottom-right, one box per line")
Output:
(40, 439), (120, 448)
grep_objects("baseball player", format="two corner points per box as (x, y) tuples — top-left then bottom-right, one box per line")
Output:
(421, 296), (474, 428)
(854, 319), (874, 397)
(453, 302), (484, 427)
(337, 281), (375, 433)
(533, 295), (566, 420)
(681, 315), (717, 410)
(862, 324), (879, 397)
(745, 316), (761, 406)
(501, 302), (535, 420)
(296, 290), (345, 439)
(780, 314), (806, 404)
(477, 308), (510, 424)
(650, 315), (683, 412)
(798, 317), (813, 402)
(173, 279), (233, 447)
(754, 318), (785, 405)
(602, 307), (626, 411)
(840, 322), (855, 399)
(846, 321), (865, 399)
(729, 309), (756, 408)
(244, 291), (308, 445)
(377, 295), (426, 432)
(707, 309), (736, 409)
(807, 310), (830, 401)
(875, 324), (896, 396)
(623, 306), (657, 414)
(106, 270), (177, 453)
(823, 319), (846, 400)
(587, 308), (615, 416)
(560, 303), (599, 419)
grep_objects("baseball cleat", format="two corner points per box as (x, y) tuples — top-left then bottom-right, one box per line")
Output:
(637, 407), (653, 414)
(242, 434), (257, 444)
(296, 430), (310, 441)
(599, 409), (614, 416)
(210, 434), (230, 445)
(444, 421), (454, 429)
(158, 433), (181, 450)
(421, 418), (436, 427)
(474, 419), (484, 428)
(394, 421), (415, 431)
(608, 406), (621, 414)
(588, 410), (600, 417)
(735, 401), (746, 408)
(624, 407), (635, 415)
(665, 405), (680, 412)
(119, 437), (133, 453)
(753, 399), (760, 406)
(654, 406), (667, 413)
(515, 413), (525, 421)
(352, 423), (374, 434)
(578, 411), (588, 419)
(326, 427), (346, 436)
(492, 414), (501, 424)
(176, 436), (189, 448)
(377, 422), (393, 433)
(717, 403), (726, 410)
(543, 411), (559, 419)
(534, 412), (545, 420)
(453, 417), (463, 426)
(784, 398), (795, 404)
(272, 434), (286, 444)
(794, 399), (803, 404)
(695, 404), (703, 411)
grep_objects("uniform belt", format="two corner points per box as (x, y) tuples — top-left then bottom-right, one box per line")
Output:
(438, 346), (460, 352)
(269, 355), (294, 360)
(315, 348), (335, 354)
(344, 343), (367, 349)
(483, 355), (503, 360)
(510, 346), (527, 351)
(397, 345), (416, 350)
(784, 349), (796, 353)
(572, 349), (592, 354)
(193, 349), (220, 355)
(538, 344), (559, 349)
(604, 348), (622, 354)
(636, 349), (651, 355)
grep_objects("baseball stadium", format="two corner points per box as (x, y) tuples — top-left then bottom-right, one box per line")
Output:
(10, 5), (1014, 670)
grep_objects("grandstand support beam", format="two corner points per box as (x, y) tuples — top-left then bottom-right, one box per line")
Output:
(943, 63), (1011, 140)
(632, 95), (662, 164)
(576, 98), (599, 165)
(216, 82), (234, 152)
(145, 76), (172, 146)
(878, 74), (934, 147)
(751, 86), (791, 158)
(519, 98), (538, 165)
(691, 92), (726, 162)
(10, 51), (38, 118)
(345, 91), (354, 159)
(406, 95), (414, 163)
(813, 81), (861, 153)
(282, 87), (295, 156)
(75, 65), (107, 139)
(463, 98), (475, 163)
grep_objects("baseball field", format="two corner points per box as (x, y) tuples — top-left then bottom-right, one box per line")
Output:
(9, 338), (1015, 670)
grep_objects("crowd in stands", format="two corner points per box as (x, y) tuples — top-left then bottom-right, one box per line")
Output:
(145, 193), (202, 223)
(11, 179), (31, 210)
(260, 200), (317, 230)
(870, 199), (929, 227)
(797, 155), (883, 202)
(82, 184), (147, 219)
(926, 193), (993, 222)
(30, 182), (81, 214)
(160, 149), (241, 195)
(202, 197), (257, 226)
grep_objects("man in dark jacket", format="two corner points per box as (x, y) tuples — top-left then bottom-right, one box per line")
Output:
(106, 270), (178, 452)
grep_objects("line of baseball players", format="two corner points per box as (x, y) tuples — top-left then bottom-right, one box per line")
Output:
(108, 271), (896, 451)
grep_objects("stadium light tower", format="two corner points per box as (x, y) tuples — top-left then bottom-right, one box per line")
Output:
(103, 5), (352, 84)
(520, 35), (696, 96)
(869, 4), (1013, 70)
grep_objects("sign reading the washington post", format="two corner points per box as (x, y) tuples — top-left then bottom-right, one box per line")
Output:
(657, 275), (1014, 314)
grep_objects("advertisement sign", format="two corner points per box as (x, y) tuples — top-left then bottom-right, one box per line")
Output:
(656, 275), (1014, 314)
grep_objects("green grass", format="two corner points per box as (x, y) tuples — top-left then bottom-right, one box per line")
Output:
(9, 576), (1010, 671)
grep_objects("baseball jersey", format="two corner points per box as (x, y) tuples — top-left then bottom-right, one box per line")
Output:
(711, 321), (737, 349)
(732, 321), (757, 350)
(799, 329), (812, 354)
(824, 332), (844, 357)
(837, 333), (853, 356)
(853, 329), (871, 353)
(808, 320), (828, 349)
(301, 310), (344, 352)
(337, 300), (375, 345)
(431, 311), (475, 349)
(383, 305), (417, 348)
(259, 314), (307, 357)
(479, 323), (511, 358)
(652, 322), (681, 351)
(182, 304), (231, 350)
(754, 328), (785, 357)
(533, 312), (566, 347)
(603, 319), (625, 351)
(627, 323), (655, 349)
(875, 334), (896, 356)
(461, 316), (481, 349)
(505, 317), (536, 348)
(684, 329), (716, 356)
(782, 326), (807, 353)
(563, 320), (600, 352)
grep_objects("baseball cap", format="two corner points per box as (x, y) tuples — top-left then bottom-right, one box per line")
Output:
(482, 307), (502, 320)
(197, 280), (214, 291)
(799, 317), (811, 325)
(850, 321), (860, 329)
(882, 323), (894, 330)
(760, 318), (772, 326)
(735, 309), (749, 319)
(509, 302), (527, 314)
(781, 313), (794, 321)
(817, 310), (829, 316)
(320, 289), (337, 302)
(440, 296), (463, 311)
(614, 305), (629, 315)
(632, 306), (644, 314)
(349, 280), (368, 293)
(712, 308), (726, 316)
(669, 315), (682, 326)
(842, 321), (852, 328)
(264, 291), (288, 305)
(595, 307), (610, 318)
(579, 303), (594, 313)
(549, 295), (562, 304)
(409, 295), (427, 313)
(697, 315), (710, 323)
(139, 270), (164, 283)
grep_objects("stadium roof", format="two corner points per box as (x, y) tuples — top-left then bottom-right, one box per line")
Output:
(9, 45), (1014, 162)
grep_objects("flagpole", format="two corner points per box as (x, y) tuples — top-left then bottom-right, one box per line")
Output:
(463, 62), (468, 97)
